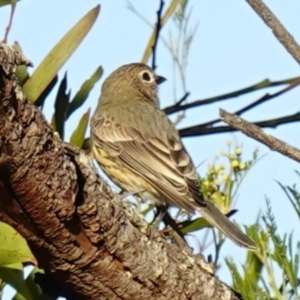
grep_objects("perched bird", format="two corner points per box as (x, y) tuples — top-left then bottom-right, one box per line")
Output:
(90, 63), (257, 250)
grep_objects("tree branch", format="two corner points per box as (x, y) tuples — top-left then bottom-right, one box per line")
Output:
(220, 109), (300, 164)
(179, 112), (300, 138)
(0, 43), (241, 299)
(200, 78), (300, 128)
(151, 0), (164, 71)
(178, 79), (300, 138)
(164, 76), (300, 115)
(246, 0), (300, 65)
(2, 1), (16, 43)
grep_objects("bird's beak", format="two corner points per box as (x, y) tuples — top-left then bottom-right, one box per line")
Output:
(155, 75), (166, 85)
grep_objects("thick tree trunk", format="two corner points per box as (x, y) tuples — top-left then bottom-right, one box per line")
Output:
(0, 42), (240, 300)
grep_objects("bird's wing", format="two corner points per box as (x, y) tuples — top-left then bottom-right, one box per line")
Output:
(91, 103), (258, 250)
(91, 103), (206, 213)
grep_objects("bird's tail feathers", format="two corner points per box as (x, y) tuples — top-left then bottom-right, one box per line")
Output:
(198, 202), (257, 250)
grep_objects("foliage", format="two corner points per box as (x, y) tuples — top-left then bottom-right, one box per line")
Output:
(227, 187), (300, 299)
(0, 3), (102, 299)
(0, 0), (300, 299)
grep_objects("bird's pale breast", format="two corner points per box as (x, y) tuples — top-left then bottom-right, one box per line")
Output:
(92, 144), (164, 205)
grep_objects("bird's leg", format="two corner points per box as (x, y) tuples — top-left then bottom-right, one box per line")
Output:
(162, 211), (186, 242)
(152, 204), (168, 226)
(118, 188), (126, 195)
(152, 206), (187, 243)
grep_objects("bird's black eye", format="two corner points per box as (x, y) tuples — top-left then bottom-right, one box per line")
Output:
(141, 71), (152, 82)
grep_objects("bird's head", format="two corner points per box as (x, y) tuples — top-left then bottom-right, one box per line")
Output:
(100, 63), (166, 107)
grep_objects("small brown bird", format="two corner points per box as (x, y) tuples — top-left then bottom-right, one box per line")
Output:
(90, 63), (257, 250)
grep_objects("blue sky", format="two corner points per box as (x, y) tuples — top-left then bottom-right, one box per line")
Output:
(1, 0), (300, 298)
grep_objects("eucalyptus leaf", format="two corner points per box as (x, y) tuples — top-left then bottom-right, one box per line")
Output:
(13, 42), (29, 86)
(179, 217), (212, 234)
(70, 108), (91, 148)
(0, 267), (42, 300)
(52, 73), (70, 139)
(35, 75), (58, 108)
(0, 222), (35, 267)
(82, 137), (91, 150)
(23, 5), (100, 103)
(0, 0), (18, 8)
(67, 66), (103, 119)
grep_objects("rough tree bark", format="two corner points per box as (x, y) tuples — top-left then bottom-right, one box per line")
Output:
(0, 42), (240, 300)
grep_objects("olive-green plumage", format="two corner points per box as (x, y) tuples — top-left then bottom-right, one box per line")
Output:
(90, 63), (257, 250)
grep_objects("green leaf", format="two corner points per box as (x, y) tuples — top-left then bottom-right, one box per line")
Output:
(179, 217), (212, 234)
(225, 258), (243, 288)
(12, 293), (27, 300)
(277, 179), (300, 220)
(0, 267), (42, 300)
(12, 42), (29, 86)
(244, 250), (263, 283)
(52, 73), (70, 139)
(35, 75), (58, 108)
(82, 137), (91, 150)
(0, 0), (18, 8)
(67, 66), (103, 119)
(226, 257), (270, 300)
(0, 222), (35, 267)
(23, 5), (100, 103)
(70, 108), (91, 148)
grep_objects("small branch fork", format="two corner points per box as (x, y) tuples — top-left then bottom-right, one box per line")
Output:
(220, 109), (300, 164)
(151, 0), (164, 71)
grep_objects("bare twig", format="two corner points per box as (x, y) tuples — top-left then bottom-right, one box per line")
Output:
(200, 78), (300, 128)
(164, 76), (300, 115)
(127, 1), (153, 27)
(179, 112), (300, 138)
(152, 0), (164, 70)
(173, 91), (190, 107)
(174, 78), (300, 138)
(246, 0), (300, 65)
(2, 1), (17, 43)
(141, 0), (181, 64)
(220, 109), (300, 164)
